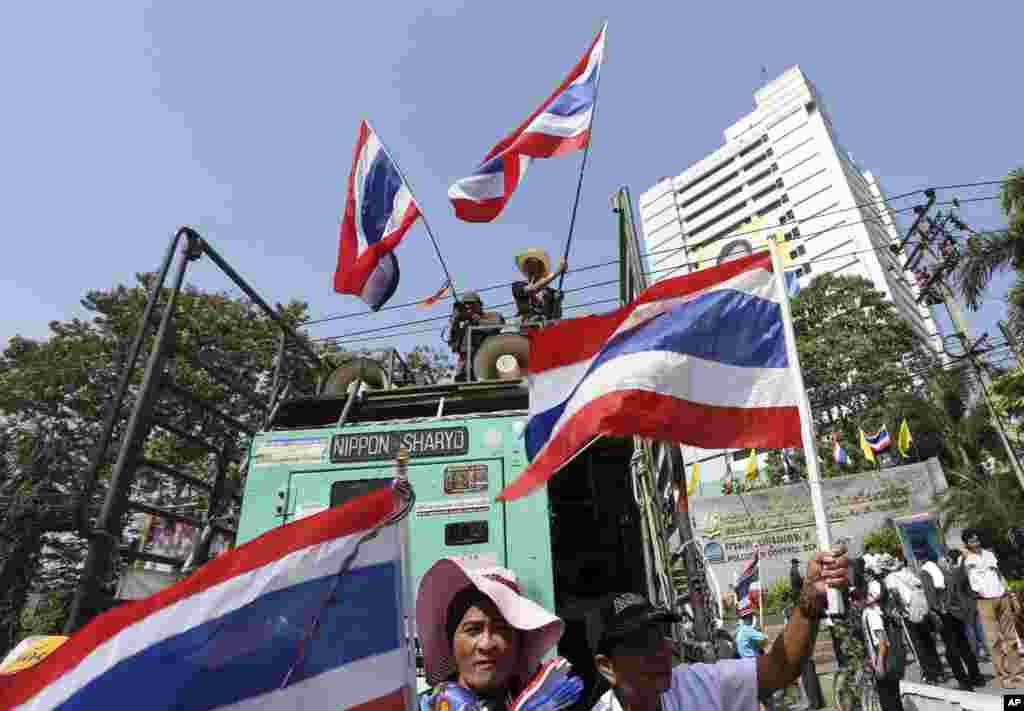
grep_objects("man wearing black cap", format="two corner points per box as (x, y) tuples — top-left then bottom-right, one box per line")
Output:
(588, 547), (848, 711)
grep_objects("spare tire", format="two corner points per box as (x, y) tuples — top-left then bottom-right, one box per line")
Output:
(323, 357), (389, 396)
(471, 333), (529, 381)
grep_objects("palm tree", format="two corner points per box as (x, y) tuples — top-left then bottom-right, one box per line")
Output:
(956, 168), (1024, 311)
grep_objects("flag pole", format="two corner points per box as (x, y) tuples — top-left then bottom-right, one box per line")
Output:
(757, 549), (764, 628)
(557, 21), (607, 293)
(767, 241), (840, 612)
(367, 120), (460, 303)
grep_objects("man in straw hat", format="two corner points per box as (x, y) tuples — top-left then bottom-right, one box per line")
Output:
(417, 558), (584, 711)
(587, 545), (848, 711)
(512, 249), (567, 325)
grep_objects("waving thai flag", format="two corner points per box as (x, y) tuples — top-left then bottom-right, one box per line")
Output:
(735, 550), (761, 608)
(864, 426), (891, 452)
(1, 489), (411, 711)
(334, 120), (422, 310)
(448, 24), (606, 222)
(497, 252), (801, 501)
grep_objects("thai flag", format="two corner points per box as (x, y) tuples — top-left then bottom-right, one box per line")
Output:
(448, 24), (606, 222)
(864, 426), (891, 452)
(735, 551), (761, 607)
(334, 120), (422, 310)
(832, 432), (850, 465)
(1, 489), (410, 711)
(497, 252), (801, 501)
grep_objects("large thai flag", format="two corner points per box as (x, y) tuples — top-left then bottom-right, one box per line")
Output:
(334, 120), (422, 310)
(497, 252), (802, 501)
(0, 489), (410, 711)
(448, 24), (606, 222)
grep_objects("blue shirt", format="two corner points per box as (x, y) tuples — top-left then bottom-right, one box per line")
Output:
(735, 624), (767, 658)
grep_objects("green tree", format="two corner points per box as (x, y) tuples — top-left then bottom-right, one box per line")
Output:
(936, 468), (1024, 576)
(793, 273), (925, 430)
(862, 526), (902, 556)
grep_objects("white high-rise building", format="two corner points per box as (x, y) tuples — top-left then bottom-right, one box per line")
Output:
(637, 66), (939, 494)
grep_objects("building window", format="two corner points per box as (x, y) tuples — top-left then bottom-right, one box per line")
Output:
(789, 245), (807, 260)
(780, 194), (790, 204)
(771, 163), (779, 173)
(779, 209), (796, 225)
(803, 261), (813, 275)
(775, 177), (785, 189)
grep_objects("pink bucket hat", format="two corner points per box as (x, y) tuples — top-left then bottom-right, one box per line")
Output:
(416, 558), (564, 686)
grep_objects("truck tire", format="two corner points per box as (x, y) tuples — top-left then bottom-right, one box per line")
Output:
(323, 357), (389, 396)
(472, 334), (529, 381)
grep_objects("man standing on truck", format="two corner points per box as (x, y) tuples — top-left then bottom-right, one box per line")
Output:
(448, 291), (503, 382)
(587, 545), (849, 711)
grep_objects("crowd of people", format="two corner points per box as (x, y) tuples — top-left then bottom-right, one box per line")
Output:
(852, 528), (1023, 711)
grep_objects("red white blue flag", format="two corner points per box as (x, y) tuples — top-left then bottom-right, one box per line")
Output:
(864, 426), (891, 452)
(334, 120), (422, 310)
(0, 489), (410, 711)
(448, 24), (606, 222)
(497, 252), (802, 501)
(735, 550), (761, 608)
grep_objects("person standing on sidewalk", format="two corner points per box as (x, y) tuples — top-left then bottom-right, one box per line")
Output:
(962, 530), (1024, 689)
(920, 551), (983, 691)
(882, 554), (945, 684)
(862, 557), (905, 711)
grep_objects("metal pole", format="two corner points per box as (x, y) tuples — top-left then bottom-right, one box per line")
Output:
(939, 286), (1024, 492)
(669, 445), (711, 648)
(768, 240), (841, 612)
(65, 236), (196, 633)
(196, 234), (323, 373)
(368, 120), (460, 304)
(75, 228), (187, 535)
(557, 22), (607, 293)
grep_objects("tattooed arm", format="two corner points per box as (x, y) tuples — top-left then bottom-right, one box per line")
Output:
(756, 546), (849, 694)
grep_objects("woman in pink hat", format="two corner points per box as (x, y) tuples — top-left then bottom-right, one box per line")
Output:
(416, 558), (583, 711)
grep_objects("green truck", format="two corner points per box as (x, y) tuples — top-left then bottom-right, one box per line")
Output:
(236, 373), (678, 693)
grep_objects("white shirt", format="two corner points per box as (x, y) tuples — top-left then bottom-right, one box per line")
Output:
(921, 561), (945, 589)
(592, 659), (758, 711)
(963, 549), (1005, 599)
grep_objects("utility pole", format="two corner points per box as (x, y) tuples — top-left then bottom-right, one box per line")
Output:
(899, 205), (1024, 493)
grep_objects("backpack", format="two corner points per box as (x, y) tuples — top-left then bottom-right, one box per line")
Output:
(886, 569), (929, 623)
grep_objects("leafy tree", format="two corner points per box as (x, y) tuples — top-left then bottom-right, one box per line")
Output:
(862, 526), (902, 556)
(956, 168), (1024, 323)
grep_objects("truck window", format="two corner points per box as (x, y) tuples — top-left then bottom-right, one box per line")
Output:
(330, 478), (392, 508)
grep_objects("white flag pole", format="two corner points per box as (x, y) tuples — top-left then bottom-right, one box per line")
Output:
(767, 241), (841, 613)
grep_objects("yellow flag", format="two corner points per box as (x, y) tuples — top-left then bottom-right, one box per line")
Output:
(898, 419), (913, 458)
(859, 429), (877, 465)
(745, 449), (759, 481)
(687, 461), (700, 496)
(0, 636), (68, 675)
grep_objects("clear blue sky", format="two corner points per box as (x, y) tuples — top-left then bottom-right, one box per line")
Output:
(2, 2), (1022, 360)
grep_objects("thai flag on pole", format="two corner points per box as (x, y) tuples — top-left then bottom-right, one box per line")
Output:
(497, 252), (802, 501)
(334, 120), (422, 310)
(0, 489), (410, 711)
(864, 426), (891, 452)
(735, 551), (761, 607)
(832, 431), (850, 466)
(448, 24), (606, 222)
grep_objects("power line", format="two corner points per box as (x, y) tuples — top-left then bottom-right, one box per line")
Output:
(302, 180), (1009, 326)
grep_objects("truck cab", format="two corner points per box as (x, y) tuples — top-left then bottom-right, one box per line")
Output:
(237, 378), (662, 696)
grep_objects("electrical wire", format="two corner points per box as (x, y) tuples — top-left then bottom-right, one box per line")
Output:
(302, 181), (1010, 326)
